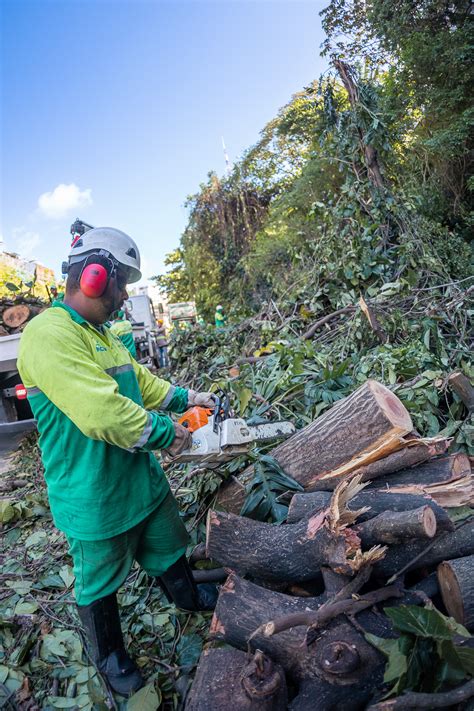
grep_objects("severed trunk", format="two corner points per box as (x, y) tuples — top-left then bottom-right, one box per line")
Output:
(364, 453), (470, 489)
(437, 555), (474, 632)
(210, 573), (388, 685)
(205, 508), (359, 582)
(217, 380), (414, 512)
(355, 507), (437, 547)
(185, 647), (287, 711)
(286, 491), (454, 533)
(305, 439), (450, 492)
(375, 521), (474, 580)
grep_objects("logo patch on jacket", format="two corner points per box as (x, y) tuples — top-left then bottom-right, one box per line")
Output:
(95, 343), (107, 352)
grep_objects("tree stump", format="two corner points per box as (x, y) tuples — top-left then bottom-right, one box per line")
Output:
(185, 647), (287, 711)
(216, 380), (413, 512)
(437, 555), (474, 631)
(210, 573), (388, 685)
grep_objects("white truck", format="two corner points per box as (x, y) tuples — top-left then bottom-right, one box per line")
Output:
(0, 333), (35, 432)
(126, 294), (164, 368)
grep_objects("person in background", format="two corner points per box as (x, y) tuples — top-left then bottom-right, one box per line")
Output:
(215, 304), (226, 328)
(18, 227), (218, 696)
(156, 318), (169, 368)
(50, 284), (64, 303)
(110, 309), (137, 358)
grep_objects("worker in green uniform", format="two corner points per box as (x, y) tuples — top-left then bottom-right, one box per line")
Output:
(109, 309), (137, 358)
(50, 284), (64, 303)
(18, 227), (217, 696)
(215, 304), (226, 328)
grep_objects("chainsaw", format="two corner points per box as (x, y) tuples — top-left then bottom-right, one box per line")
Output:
(171, 390), (296, 464)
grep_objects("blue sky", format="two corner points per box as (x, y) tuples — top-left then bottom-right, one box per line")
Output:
(1, 0), (327, 286)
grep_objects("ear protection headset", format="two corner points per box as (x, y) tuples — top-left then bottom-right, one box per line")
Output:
(63, 251), (124, 298)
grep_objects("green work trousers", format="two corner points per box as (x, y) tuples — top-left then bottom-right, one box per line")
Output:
(67, 491), (189, 606)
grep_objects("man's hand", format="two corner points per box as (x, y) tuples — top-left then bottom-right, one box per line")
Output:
(187, 390), (215, 409)
(163, 422), (193, 457)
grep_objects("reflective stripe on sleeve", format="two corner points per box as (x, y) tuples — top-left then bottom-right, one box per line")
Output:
(160, 385), (176, 410)
(128, 411), (154, 451)
(105, 364), (134, 377)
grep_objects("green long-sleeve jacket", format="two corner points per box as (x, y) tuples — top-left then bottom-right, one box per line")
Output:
(18, 302), (188, 540)
(109, 318), (137, 358)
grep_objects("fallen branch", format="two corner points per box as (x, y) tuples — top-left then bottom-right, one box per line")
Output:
(448, 371), (474, 411)
(255, 584), (403, 640)
(368, 678), (474, 709)
(302, 306), (355, 340)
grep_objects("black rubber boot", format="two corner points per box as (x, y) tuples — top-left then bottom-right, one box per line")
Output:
(157, 555), (218, 612)
(77, 593), (144, 696)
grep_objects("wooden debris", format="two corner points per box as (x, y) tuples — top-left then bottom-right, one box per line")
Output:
(448, 371), (474, 411)
(437, 554), (474, 631)
(185, 647), (287, 711)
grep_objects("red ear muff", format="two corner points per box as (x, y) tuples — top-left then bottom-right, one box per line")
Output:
(80, 263), (109, 298)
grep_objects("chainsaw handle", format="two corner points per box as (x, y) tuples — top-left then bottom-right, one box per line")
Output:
(212, 389), (231, 433)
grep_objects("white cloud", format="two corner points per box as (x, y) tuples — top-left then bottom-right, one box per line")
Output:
(13, 228), (41, 257)
(38, 183), (92, 219)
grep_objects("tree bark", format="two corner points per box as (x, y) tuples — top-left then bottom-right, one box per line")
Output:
(302, 306), (356, 341)
(372, 477), (473, 509)
(355, 507), (437, 547)
(375, 521), (474, 580)
(437, 554), (474, 631)
(306, 439), (450, 491)
(286, 491), (454, 533)
(210, 573), (387, 685)
(448, 372), (474, 411)
(185, 647), (287, 711)
(364, 453), (470, 489)
(368, 678), (474, 709)
(289, 678), (373, 711)
(216, 380), (413, 512)
(334, 60), (386, 190)
(205, 508), (359, 582)
(359, 295), (388, 344)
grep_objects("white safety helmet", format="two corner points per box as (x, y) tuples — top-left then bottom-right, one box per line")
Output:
(68, 227), (142, 283)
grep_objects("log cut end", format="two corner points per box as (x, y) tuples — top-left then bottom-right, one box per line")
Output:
(368, 380), (413, 432)
(422, 506), (437, 539)
(437, 555), (474, 630)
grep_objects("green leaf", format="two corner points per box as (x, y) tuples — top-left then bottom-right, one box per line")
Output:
(437, 640), (474, 676)
(127, 682), (161, 711)
(46, 697), (81, 709)
(59, 565), (75, 588)
(4, 282), (20, 292)
(24, 530), (47, 547)
(365, 634), (408, 683)
(14, 599), (38, 615)
(385, 605), (470, 640)
(0, 500), (15, 524)
(176, 633), (203, 671)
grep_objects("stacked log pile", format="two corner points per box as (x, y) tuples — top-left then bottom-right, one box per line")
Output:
(0, 296), (47, 336)
(186, 380), (474, 710)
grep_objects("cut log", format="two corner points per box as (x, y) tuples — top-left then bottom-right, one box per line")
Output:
(364, 453), (470, 489)
(289, 678), (373, 711)
(375, 521), (474, 580)
(205, 508), (359, 582)
(437, 555), (474, 631)
(286, 491), (454, 533)
(410, 573), (440, 601)
(2, 304), (30, 328)
(376, 476), (473, 509)
(185, 647), (287, 711)
(217, 380), (414, 512)
(210, 573), (387, 684)
(355, 507), (437, 547)
(448, 372), (474, 411)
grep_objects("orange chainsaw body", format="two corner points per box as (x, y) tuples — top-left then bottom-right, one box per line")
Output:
(178, 406), (213, 433)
